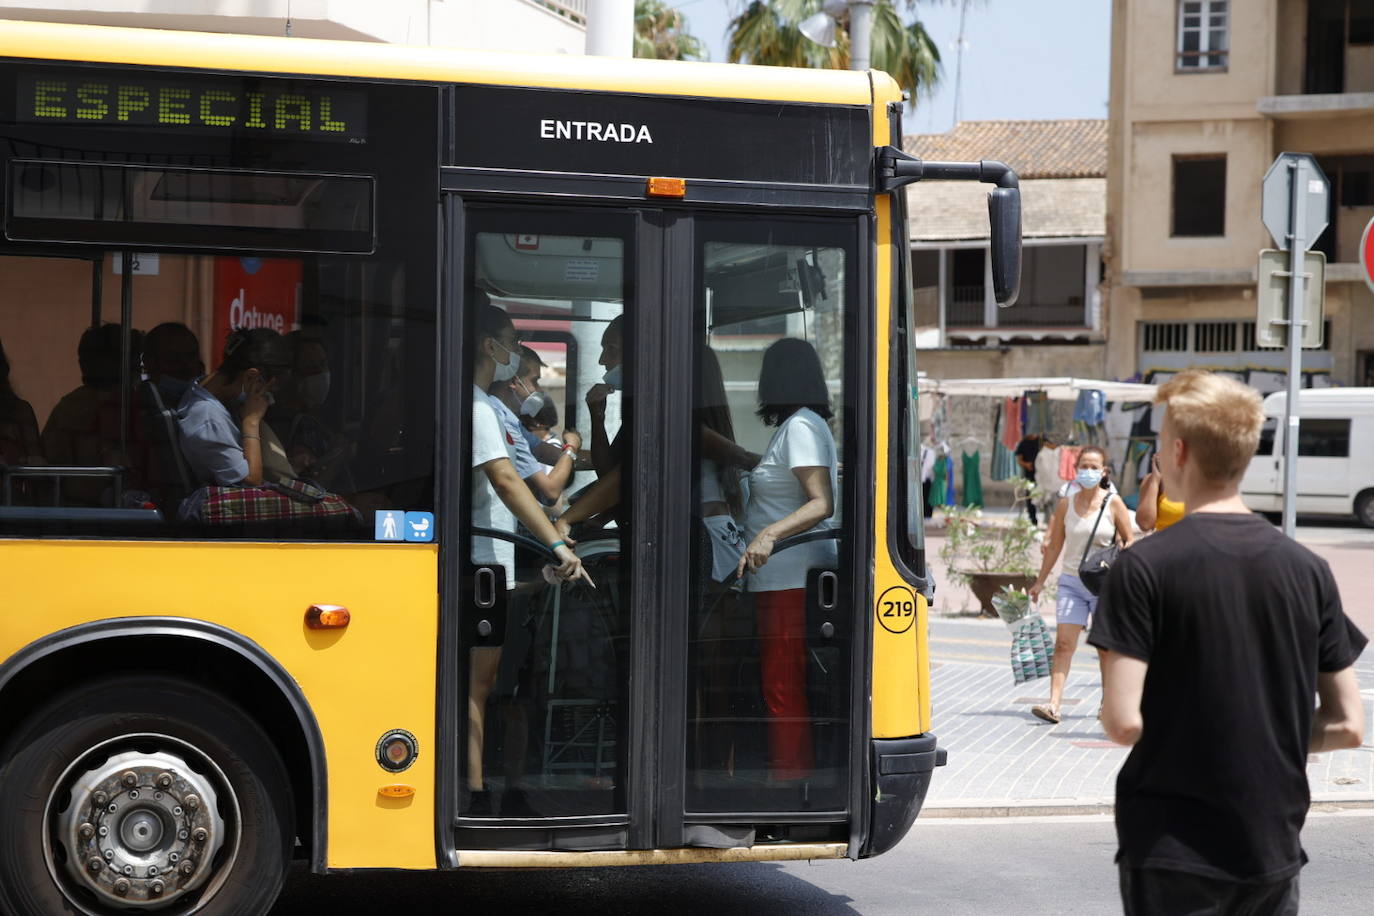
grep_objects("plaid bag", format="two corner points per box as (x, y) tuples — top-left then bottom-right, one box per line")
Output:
(185, 479), (363, 526)
(1008, 614), (1054, 684)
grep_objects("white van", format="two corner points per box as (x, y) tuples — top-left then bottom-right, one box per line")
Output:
(1241, 388), (1374, 527)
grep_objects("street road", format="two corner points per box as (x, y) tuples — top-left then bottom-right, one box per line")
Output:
(271, 812), (1374, 914)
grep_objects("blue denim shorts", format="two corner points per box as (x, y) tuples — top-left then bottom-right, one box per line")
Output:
(1055, 573), (1097, 627)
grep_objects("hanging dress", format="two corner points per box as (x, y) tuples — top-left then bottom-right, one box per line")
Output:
(961, 450), (984, 508)
(990, 403), (1017, 481)
(931, 452), (948, 509)
(943, 455), (956, 506)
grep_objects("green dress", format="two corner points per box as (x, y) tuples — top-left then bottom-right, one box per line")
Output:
(961, 450), (984, 508)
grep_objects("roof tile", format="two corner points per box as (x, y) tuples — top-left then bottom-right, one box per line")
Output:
(903, 119), (1107, 179)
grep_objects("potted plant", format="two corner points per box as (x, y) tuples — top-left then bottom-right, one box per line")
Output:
(938, 478), (1041, 617)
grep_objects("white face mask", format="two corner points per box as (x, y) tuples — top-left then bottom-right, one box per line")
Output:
(1075, 468), (1103, 489)
(519, 390), (550, 418)
(300, 371), (330, 409)
(491, 339), (520, 383)
(602, 364), (624, 391)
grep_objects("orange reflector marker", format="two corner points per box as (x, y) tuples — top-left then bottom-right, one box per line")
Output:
(305, 604), (351, 629)
(646, 176), (686, 198)
(378, 784), (415, 798)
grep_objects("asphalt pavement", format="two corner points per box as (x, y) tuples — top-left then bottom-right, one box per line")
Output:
(270, 811), (1374, 914)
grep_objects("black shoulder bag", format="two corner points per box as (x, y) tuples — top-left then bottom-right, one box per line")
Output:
(1078, 493), (1120, 597)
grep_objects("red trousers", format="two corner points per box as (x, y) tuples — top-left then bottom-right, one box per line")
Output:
(755, 588), (813, 779)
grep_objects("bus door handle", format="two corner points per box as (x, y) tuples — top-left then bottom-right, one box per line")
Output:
(817, 570), (838, 615)
(475, 567), (497, 609)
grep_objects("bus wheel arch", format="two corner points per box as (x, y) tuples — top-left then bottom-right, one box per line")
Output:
(0, 621), (326, 877)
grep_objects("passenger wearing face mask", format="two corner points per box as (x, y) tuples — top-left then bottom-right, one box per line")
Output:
(585, 315), (623, 475)
(271, 331), (354, 490)
(1027, 446), (1135, 725)
(142, 322), (205, 407)
(490, 345), (582, 497)
(176, 328), (294, 487)
(484, 335), (582, 507)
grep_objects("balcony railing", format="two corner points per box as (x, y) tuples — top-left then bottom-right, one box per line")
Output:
(529, 0), (588, 25)
(947, 286), (985, 326)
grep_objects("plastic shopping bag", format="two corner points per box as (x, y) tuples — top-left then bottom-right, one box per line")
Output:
(1008, 614), (1054, 685)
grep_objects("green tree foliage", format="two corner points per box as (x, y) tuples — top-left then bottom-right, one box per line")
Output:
(726, 1), (941, 106)
(633, 0), (707, 61)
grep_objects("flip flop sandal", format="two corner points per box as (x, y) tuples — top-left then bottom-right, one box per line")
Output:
(1031, 704), (1061, 724)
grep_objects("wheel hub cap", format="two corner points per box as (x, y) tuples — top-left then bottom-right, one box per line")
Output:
(57, 747), (228, 909)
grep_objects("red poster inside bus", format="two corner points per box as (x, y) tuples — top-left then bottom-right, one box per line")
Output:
(211, 257), (301, 363)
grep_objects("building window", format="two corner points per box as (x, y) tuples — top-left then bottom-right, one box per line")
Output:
(1142, 322), (1189, 352)
(1172, 156), (1226, 237)
(1177, 0), (1228, 70)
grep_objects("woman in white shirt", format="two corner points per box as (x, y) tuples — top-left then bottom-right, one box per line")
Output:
(1027, 445), (1134, 725)
(736, 338), (839, 781)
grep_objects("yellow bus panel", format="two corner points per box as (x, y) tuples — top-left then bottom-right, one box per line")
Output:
(0, 540), (440, 869)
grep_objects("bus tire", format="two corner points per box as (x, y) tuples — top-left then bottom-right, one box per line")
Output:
(1356, 490), (1374, 529)
(0, 675), (293, 916)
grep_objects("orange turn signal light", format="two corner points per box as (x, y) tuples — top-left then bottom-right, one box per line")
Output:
(646, 176), (686, 198)
(378, 784), (415, 798)
(305, 604), (351, 629)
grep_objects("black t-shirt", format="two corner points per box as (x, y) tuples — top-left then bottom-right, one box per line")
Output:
(1014, 437), (1040, 478)
(1089, 513), (1366, 883)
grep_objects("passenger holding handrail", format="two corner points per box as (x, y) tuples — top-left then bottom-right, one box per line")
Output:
(736, 338), (839, 782)
(468, 299), (590, 812)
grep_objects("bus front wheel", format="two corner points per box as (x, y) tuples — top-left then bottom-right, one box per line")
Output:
(0, 675), (293, 916)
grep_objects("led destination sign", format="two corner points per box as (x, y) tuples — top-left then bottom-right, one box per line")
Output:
(16, 73), (367, 143)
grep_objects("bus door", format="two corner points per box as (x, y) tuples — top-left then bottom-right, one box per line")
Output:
(449, 203), (642, 850)
(675, 215), (863, 847)
(446, 200), (865, 853)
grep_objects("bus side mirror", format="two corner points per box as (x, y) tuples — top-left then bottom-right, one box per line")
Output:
(875, 146), (1023, 306)
(988, 187), (1021, 306)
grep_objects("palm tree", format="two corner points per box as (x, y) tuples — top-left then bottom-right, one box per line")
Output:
(726, 1), (942, 106)
(633, 0), (707, 61)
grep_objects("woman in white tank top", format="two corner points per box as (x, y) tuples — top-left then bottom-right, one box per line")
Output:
(1027, 445), (1134, 724)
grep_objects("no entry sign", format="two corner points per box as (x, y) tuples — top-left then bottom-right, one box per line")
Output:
(1361, 216), (1374, 294)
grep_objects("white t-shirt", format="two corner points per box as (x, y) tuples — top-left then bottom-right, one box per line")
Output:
(743, 408), (840, 593)
(472, 386), (516, 589)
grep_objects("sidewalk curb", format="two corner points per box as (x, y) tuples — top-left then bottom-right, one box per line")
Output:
(922, 796), (1374, 819)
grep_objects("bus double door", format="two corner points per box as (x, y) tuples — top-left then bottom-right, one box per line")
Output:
(446, 199), (866, 851)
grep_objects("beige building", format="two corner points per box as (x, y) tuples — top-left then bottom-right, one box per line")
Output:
(1107, 0), (1374, 391)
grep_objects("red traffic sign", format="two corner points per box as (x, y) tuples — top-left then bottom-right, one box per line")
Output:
(1361, 217), (1374, 294)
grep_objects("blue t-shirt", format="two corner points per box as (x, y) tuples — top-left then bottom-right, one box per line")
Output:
(176, 384), (248, 486)
(488, 394), (542, 481)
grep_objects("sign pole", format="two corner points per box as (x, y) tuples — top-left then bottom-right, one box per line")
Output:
(1282, 160), (1305, 539)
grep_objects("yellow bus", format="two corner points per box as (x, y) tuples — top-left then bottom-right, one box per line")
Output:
(0, 19), (1019, 915)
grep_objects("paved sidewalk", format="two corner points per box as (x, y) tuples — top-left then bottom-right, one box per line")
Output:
(920, 516), (1374, 816)
(921, 622), (1374, 816)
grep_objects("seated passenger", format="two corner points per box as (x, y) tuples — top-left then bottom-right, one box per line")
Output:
(42, 323), (143, 505)
(271, 331), (353, 490)
(0, 337), (42, 466)
(142, 322), (204, 407)
(176, 328), (294, 487)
